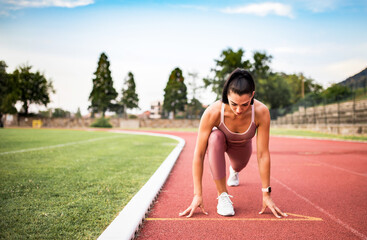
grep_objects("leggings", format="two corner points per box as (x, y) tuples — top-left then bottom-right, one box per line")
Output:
(206, 129), (252, 180)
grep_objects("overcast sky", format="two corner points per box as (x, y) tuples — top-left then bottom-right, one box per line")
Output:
(1, 0), (366, 115)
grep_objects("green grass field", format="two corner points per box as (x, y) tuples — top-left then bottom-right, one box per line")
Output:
(270, 127), (367, 141)
(0, 128), (177, 239)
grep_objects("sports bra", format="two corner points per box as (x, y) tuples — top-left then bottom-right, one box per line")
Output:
(217, 102), (257, 144)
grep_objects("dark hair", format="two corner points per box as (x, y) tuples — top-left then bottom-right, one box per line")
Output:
(222, 68), (255, 105)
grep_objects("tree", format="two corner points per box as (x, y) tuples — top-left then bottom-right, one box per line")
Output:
(187, 71), (200, 100)
(109, 102), (124, 118)
(203, 48), (274, 101)
(257, 73), (292, 109)
(250, 51), (274, 104)
(163, 67), (188, 118)
(38, 109), (52, 118)
(252, 52), (272, 78)
(203, 48), (252, 99)
(52, 108), (71, 118)
(0, 61), (19, 127)
(12, 64), (55, 115)
(282, 73), (323, 104)
(187, 71), (204, 119)
(75, 107), (82, 118)
(88, 53), (118, 117)
(121, 72), (139, 117)
(251, 51), (273, 89)
(186, 97), (205, 119)
(322, 84), (352, 103)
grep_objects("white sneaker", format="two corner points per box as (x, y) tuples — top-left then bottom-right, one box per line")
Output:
(217, 192), (235, 216)
(227, 166), (239, 187)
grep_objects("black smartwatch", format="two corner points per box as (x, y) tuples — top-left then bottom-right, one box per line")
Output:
(262, 186), (271, 193)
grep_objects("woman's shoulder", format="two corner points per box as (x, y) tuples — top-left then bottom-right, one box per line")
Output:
(254, 99), (269, 112)
(202, 100), (222, 123)
(254, 99), (270, 119)
(208, 100), (222, 111)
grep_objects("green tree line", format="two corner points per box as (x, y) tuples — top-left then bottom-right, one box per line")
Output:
(88, 52), (139, 119)
(1, 48), (357, 127)
(201, 48), (355, 119)
(0, 61), (55, 127)
(162, 47), (355, 119)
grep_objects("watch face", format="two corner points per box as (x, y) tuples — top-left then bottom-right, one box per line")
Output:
(268, 187), (272, 193)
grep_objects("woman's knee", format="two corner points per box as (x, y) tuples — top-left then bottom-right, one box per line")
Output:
(208, 130), (226, 146)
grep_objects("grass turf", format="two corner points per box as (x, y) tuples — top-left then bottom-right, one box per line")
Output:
(270, 127), (367, 141)
(0, 128), (177, 239)
(139, 127), (198, 132)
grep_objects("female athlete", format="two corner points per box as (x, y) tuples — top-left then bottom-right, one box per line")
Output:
(179, 68), (287, 218)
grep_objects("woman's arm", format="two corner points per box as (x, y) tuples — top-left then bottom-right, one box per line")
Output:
(256, 103), (287, 218)
(179, 104), (219, 217)
(256, 105), (271, 189)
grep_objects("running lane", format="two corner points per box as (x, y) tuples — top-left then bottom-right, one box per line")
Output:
(137, 132), (367, 240)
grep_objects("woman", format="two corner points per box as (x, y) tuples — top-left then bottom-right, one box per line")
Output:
(179, 68), (287, 218)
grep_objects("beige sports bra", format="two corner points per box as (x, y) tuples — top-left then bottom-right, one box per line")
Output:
(217, 102), (257, 144)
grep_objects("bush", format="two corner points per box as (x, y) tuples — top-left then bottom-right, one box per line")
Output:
(90, 117), (113, 128)
(175, 115), (185, 119)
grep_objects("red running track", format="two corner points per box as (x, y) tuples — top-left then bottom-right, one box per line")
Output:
(137, 131), (367, 240)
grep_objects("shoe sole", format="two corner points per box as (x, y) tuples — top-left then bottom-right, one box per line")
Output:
(227, 182), (239, 187)
(217, 211), (235, 216)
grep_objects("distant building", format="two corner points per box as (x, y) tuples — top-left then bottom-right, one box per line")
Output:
(150, 100), (162, 119)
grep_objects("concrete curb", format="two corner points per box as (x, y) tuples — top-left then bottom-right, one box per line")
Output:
(97, 130), (185, 240)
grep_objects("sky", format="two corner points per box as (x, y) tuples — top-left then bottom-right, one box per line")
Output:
(1, 0), (366, 115)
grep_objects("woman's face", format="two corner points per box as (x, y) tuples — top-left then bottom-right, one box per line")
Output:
(227, 91), (254, 116)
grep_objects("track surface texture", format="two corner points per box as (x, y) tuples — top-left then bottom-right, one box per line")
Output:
(136, 131), (367, 240)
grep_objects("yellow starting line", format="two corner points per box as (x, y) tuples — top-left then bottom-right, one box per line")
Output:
(146, 213), (322, 221)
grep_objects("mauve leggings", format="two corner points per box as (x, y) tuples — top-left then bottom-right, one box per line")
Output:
(206, 129), (253, 180)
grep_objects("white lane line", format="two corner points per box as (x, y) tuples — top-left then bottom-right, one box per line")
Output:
(0, 135), (124, 156)
(272, 177), (367, 240)
(309, 159), (367, 177)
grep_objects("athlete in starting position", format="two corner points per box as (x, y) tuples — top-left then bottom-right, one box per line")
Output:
(179, 68), (287, 218)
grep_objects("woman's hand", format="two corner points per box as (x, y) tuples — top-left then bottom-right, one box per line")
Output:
(259, 195), (288, 218)
(179, 195), (208, 218)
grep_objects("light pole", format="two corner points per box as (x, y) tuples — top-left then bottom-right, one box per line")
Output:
(301, 74), (305, 98)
